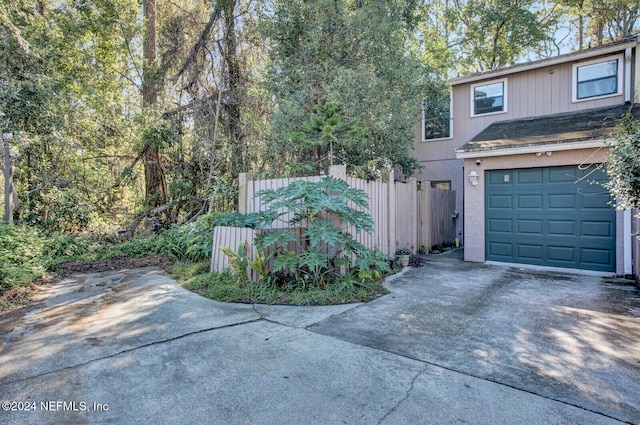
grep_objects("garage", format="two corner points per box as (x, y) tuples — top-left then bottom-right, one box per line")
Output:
(485, 165), (616, 272)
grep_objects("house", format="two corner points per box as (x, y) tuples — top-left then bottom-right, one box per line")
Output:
(413, 36), (640, 275)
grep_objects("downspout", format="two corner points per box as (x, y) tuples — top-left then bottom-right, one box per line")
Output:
(624, 210), (632, 276)
(624, 47), (632, 102)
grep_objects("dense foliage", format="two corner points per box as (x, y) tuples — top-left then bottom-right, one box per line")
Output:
(1, 0), (638, 234)
(606, 111), (640, 213)
(1, 0), (638, 303)
(214, 176), (392, 303)
(263, 0), (425, 178)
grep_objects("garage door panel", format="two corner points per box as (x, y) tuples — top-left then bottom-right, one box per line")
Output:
(488, 219), (512, 234)
(486, 165), (615, 272)
(547, 245), (576, 262)
(582, 192), (614, 210)
(548, 168), (578, 183)
(517, 219), (542, 235)
(548, 194), (576, 209)
(488, 195), (512, 209)
(517, 194), (543, 209)
(517, 244), (543, 261)
(548, 220), (576, 236)
(489, 172), (512, 184)
(581, 248), (613, 268)
(488, 242), (513, 259)
(581, 220), (613, 238)
(517, 169), (543, 184)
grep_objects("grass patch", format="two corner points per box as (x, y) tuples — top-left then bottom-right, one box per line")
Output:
(174, 263), (389, 305)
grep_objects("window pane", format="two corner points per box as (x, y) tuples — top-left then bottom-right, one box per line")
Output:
(474, 82), (503, 99)
(423, 90), (451, 140)
(575, 58), (619, 99)
(577, 60), (617, 82)
(431, 181), (451, 190)
(474, 82), (504, 115)
(577, 77), (617, 99)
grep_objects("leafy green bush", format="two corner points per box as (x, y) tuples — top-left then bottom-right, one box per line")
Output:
(246, 176), (390, 289)
(606, 111), (640, 212)
(24, 187), (95, 233)
(0, 224), (49, 291)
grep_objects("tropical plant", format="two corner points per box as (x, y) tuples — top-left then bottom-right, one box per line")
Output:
(219, 241), (252, 286)
(253, 176), (389, 289)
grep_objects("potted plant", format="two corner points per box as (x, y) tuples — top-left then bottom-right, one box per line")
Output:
(395, 246), (411, 267)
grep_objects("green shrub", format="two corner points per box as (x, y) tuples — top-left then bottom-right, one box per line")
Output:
(0, 224), (49, 291)
(23, 187), (95, 233)
(246, 176), (390, 289)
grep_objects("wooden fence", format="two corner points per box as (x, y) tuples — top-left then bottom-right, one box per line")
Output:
(211, 166), (456, 273)
(417, 184), (457, 251)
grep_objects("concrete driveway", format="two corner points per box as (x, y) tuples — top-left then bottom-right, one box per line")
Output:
(1, 251), (639, 425)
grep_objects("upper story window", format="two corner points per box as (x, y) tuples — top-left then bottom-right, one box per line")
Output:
(572, 55), (623, 102)
(422, 88), (452, 141)
(471, 79), (507, 117)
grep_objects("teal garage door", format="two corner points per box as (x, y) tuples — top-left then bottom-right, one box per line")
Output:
(485, 165), (615, 272)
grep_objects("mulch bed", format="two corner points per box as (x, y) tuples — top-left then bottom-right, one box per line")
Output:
(57, 254), (174, 276)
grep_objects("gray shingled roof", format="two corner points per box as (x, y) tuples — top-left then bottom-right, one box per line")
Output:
(456, 103), (639, 154)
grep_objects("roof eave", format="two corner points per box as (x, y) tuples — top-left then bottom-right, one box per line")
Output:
(455, 139), (608, 159)
(447, 38), (638, 86)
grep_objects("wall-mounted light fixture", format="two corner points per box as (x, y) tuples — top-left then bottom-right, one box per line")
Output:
(468, 170), (479, 186)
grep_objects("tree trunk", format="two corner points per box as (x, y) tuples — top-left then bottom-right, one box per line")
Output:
(142, 0), (167, 208)
(222, 0), (244, 178)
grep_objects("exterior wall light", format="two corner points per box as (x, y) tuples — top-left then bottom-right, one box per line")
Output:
(468, 170), (479, 186)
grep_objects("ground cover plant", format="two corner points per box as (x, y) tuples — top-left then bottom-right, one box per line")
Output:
(0, 188), (393, 308)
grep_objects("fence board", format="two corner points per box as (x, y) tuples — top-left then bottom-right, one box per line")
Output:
(210, 226), (256, 273)
(431, 188), (456, 247)
(417, 187), (456, 251)
(217, 168), (428, 278)
(394, 179), (417, 253)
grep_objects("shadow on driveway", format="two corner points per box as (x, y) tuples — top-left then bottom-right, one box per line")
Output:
(1, 253), (639, 424)
(310, 250), (640, 424)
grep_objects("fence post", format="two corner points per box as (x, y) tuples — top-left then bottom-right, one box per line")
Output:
(408, 178), (418, 253)
(417, 181), (430, 253)
(3, 141), (13, 224)
(329, 164), (347, 181)
(383, 170), (395, 256)
(238, 173), (254, 214)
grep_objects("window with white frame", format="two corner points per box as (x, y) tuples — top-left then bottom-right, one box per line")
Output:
(471, 79), (506, 117)
(422, 88), (452, 141)
(572, 55), (623, 102)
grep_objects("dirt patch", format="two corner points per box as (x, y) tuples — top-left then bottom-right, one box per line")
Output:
(0, 304), (34, 336)
(58, 255), (174, 276)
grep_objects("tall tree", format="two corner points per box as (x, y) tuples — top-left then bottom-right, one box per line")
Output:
(142, 0), (167, 209)
(0, 0), (144, 230)
(263, 0), (425, 178)
(450, 0), (554, 72)
(558, 0), (640, 50)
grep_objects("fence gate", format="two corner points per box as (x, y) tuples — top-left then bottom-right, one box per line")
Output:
(418, 186), (457, 252)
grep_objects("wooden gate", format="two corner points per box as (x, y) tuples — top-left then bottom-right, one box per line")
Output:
(418, 186), (457, 251)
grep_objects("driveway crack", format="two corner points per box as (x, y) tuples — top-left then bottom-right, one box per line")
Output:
(376, 364), (427, 425)
(1, 317), (265, 386)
